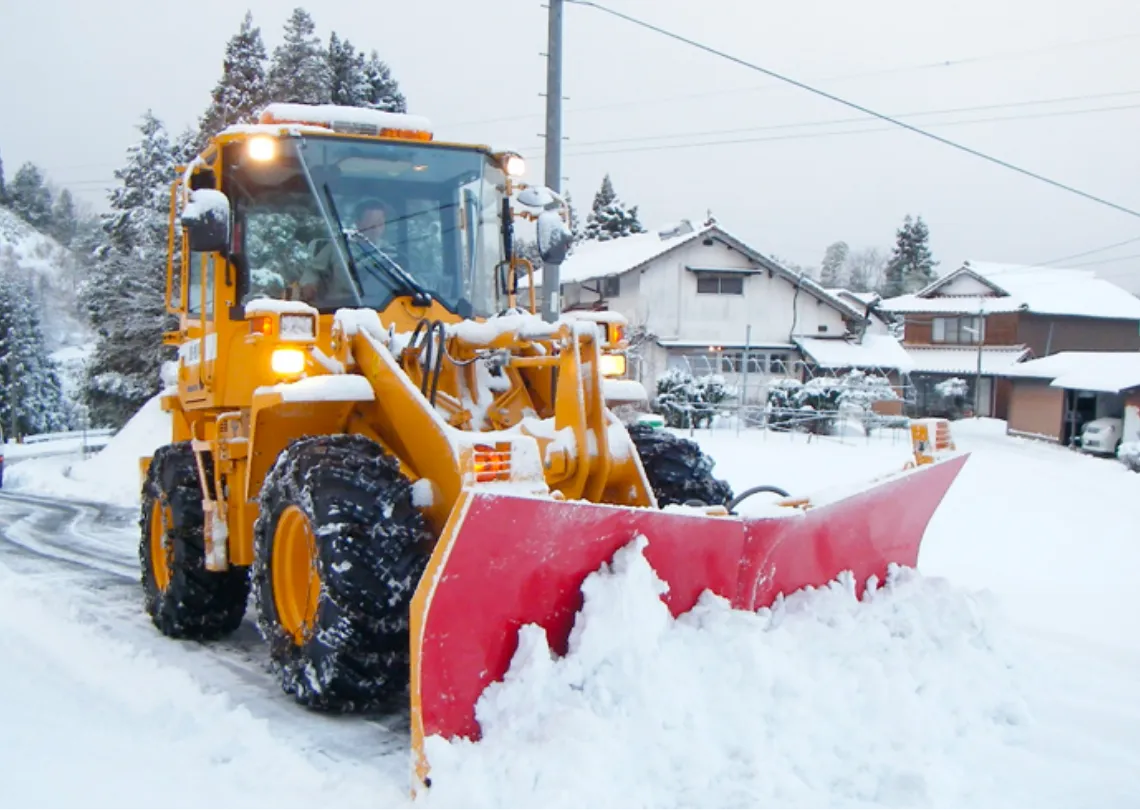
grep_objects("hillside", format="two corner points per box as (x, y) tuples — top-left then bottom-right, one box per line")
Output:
(0, 206), (96, 403)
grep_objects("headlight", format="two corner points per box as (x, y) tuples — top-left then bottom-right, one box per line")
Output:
(599, 353), (627, 377)
(503, 153), (526, 177)
(271, 348), (306, 375)
(247, 136), (276, 162)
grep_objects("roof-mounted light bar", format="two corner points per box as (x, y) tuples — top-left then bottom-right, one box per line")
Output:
(258, 103), (434, 141)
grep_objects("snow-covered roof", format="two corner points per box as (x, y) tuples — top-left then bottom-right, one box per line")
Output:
(904, 345), (1031, 375)
(795, 335), (913, 371)
(879, 262), (1140, 321)
(525, 221), (866, 322)
(1002, 351), (1140, 393)
(825, 288), (881, 307)
(526, 222), (711, 289)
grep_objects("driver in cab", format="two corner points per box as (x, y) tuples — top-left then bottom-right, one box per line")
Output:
(298, 198), (395, 304)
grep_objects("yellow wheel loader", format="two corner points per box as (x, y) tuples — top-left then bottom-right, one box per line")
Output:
(139, 102), (967, 791)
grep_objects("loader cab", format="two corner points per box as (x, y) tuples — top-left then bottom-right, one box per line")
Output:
(220, 131), (512, 321)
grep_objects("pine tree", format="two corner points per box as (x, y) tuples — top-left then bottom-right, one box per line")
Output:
(198, 10), (269, 144)
(583, 173), (645, 242)
(564, 190), (581, 241)
(267, 8), (326, 105)
(819, 241), (849, 288)
(7, 162), (54, 230)
(325, 32), (369, 106)
(49, 188), (77, 247)
(81, 110), (179, 428)
(881, 215), (937, 298)
(361, 49), (407, 112)
(0, 262), (67, 438)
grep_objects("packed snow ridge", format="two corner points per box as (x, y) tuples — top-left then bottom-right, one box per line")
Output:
(420, 536), (1040, 808)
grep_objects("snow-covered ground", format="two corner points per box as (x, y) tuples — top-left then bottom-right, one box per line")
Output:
(2, 410), (1140, 807)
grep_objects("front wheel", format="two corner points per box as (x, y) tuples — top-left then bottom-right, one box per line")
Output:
(139, 442), (250, 639)
(252, 434), (433, 712)
(626, 423), (733, 508)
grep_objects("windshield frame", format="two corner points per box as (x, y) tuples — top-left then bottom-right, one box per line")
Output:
(223, 132), (508, 319)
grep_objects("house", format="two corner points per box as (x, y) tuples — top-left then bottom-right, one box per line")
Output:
(1002, 352), (1140, 446)
(524, 220), (911, 402)
(878, 261), (1140, 419)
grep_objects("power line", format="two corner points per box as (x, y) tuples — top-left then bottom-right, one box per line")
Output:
(565, 0), (1140, 221)
(1033, 234), (1140, 267)
(517, 101), (1140, 159)
(436, 27), (1140, 130)
(514, 94), (1140, 156)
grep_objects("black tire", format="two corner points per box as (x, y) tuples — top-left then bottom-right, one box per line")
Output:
(626, 423), (734, 508)
(251, 434), (433, 712)
(139, 442), (251, 639)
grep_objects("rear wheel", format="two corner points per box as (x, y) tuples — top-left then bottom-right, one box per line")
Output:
(252, 434), (432, 712)
(626, 423), (733, 508)
(139, 442), (250, 639)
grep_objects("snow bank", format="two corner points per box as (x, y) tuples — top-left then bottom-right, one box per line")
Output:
(422, 538), (1037, 807)
(0, 562), (389, 808)
(6, 392), (171, 506)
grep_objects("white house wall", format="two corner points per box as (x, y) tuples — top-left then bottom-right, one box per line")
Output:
(579, 237), (850, 346)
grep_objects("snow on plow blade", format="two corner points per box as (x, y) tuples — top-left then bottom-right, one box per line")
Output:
(409, 452), (969, 787)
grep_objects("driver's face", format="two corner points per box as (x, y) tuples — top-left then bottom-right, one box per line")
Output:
(358, 207), (386, 239)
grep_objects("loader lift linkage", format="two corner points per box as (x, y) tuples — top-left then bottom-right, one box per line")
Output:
(137, 101), (968, 794)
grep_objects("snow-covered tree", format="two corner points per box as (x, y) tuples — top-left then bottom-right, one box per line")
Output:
(881, 215), (936, 298)
(583, 173), (644, 242)
(564, 189), (581, 241)
(654, 368), (733, 429)
(267, 8), (326, 105)
(82, 110), (179, 428)
(198, 10), (269, 144)
(845, 246), (886, 293)
(7, 162), (53, 230)
(324, 32), (368, 106)
(0, 262), (68, 437)
(361, 49), (407, 112)
(819, 241), (849, 288)
(49, 188), (77, 247)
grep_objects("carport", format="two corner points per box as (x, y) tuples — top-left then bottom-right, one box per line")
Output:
(1001, 352), (1140, 445)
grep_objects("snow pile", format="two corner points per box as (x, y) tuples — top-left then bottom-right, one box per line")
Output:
(422, 538), (1040, 808)
(0, 562), (388, 808)
(5, 392), (171, 506)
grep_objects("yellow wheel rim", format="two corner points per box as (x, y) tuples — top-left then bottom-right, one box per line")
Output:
(149, 501), (172, 592)
(272, 505), (321, 645)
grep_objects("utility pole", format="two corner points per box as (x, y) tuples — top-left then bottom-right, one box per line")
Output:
(541, 0), (564, 322)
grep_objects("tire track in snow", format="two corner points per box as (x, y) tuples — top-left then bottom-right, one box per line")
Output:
(0, 490), (412, 772)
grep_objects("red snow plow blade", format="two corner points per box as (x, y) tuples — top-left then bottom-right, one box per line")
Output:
(409, 451), (968, 788)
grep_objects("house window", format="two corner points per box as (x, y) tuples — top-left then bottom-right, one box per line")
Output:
(932, 315), (983, 344)
(601, 276), (620, 297)
(696, 274), (744, 295)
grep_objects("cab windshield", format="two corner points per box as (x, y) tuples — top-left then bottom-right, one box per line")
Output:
(227, 135), (507, 318)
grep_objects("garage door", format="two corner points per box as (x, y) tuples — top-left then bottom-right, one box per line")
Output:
(1008, 381), (1064, 440)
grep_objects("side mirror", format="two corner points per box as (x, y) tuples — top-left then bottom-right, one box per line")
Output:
(537, 209), (573, 266)
(182, 189), (231, 253)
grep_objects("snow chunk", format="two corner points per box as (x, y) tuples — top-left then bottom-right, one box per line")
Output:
(260, 102), (433, 135)
(333, 308), (387, 342)
(244, 297), (318, 317)
(603, 379), (648, 403)
(181, 189), (229, 222)
(256, 375), (374, 403)
(446, 310), (559, 346)
(412, 478), (435, 508)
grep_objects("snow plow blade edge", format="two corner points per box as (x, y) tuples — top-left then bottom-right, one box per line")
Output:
(409, 452), (969, 788)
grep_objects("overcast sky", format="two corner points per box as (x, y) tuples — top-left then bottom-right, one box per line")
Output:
(4, 0), (1140, 290)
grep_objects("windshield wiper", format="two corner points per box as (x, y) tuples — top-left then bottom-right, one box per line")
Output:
(344, 228), (433, 307)
(319, 184), (366, 298)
